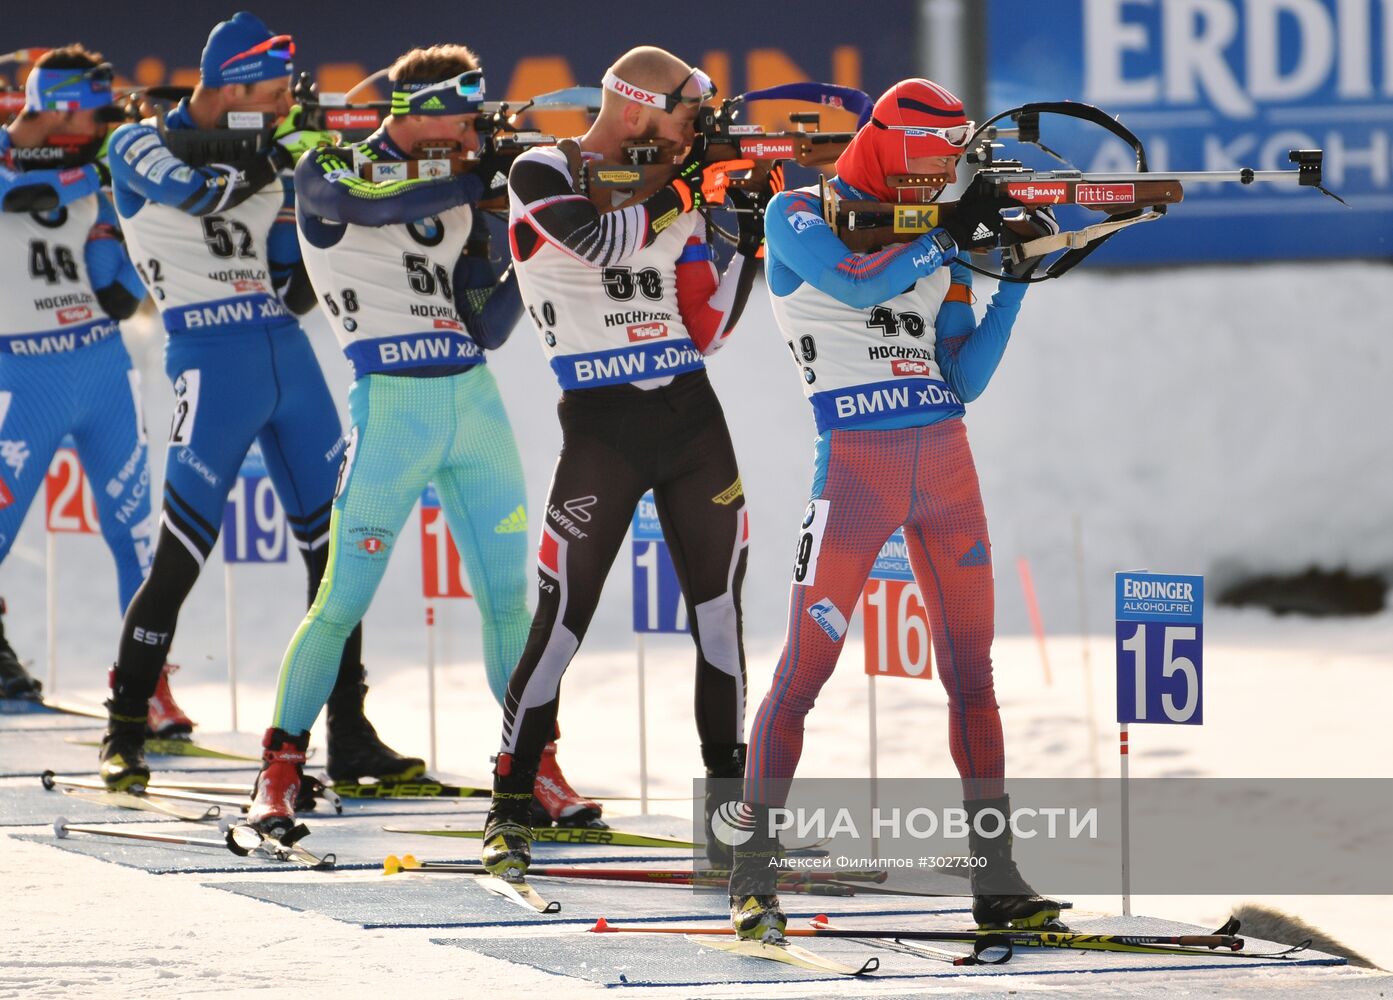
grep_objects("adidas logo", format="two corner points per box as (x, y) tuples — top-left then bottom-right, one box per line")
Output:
(420, 96), (446, 111)
(971, 222), (993, 243)
(958, 539), (990, 567)
(494, 504), (528, 534)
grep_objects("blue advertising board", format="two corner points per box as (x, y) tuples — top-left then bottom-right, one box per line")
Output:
(987, 1), (1390, 262)
(632, 491), (688, 634)
(869, 527), (915, 582)
(1115, 571), (1204, 725)
(221, 444), (287, 564)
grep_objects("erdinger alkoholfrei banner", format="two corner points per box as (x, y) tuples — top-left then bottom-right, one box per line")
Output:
(987, 0), (1391, 263)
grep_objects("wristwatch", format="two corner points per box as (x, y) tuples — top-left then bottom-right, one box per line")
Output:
(930, 228), (956, 255)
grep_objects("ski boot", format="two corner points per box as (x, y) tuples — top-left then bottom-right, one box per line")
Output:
(967, 793), (1066, 929)
(146, 662), (195, 738)
(325, 677), (424, 784)
(247, 728), (310, 840)
(481, 753), (536, 878)
(99, 699), (151, 791)
(728, 802), (786, 941)
(701, 742), (747, 868)
(0, 598), (41, 700)
(531, 738), (602, 828)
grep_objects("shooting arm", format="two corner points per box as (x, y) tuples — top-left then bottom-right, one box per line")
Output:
(267, 175), (315, 315)
(507, 146), (684, 268)
(452, 215), (522, 351)
(107, 122), (278, 216)
(84, 190), (145, 320)
(763, 191), (953, 309)
(934, 261), (1027, 403)
(675, 232), (756, 356)
(294, 145), (484, 227)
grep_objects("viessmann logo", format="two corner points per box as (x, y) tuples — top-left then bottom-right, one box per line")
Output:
(1004, 181), (1069, 203)
(891, 359), (932, 377)
(56, 306), (92, 325)
(742, 139), (797, 158)
(627, 322), (668, 342)
(327, 109), (381, 129)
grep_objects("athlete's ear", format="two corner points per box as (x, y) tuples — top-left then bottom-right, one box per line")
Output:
(622, 101), (644, 133)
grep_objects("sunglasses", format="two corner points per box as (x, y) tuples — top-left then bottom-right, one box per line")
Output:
(219, 34), (295, 72)
(602, 66), (715, 113)
(874, 119), (976, 148)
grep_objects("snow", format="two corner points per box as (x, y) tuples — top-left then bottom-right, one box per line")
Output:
(2, 263), (1391, 994)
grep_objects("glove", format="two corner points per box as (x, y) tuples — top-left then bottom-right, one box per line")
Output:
(94, 130), (113, 187)
(942, 175), (1018, 251)
(1004, 205), (1060, 278)
(668, 137), (754, 213)
(464, 147), (512, 204)
(728, 163), (785, 256)
(271, 105), (337, 169)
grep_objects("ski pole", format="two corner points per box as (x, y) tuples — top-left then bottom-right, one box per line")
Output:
(53, 817), (229, 850)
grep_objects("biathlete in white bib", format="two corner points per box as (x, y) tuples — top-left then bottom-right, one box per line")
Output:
(481, 45), (779, 874)
(0, 46), (151, 701)
(730, 79), (1064, 939)
(247, 44), (593, 834)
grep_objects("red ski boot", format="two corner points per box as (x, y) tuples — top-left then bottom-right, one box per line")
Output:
(146, 662), (195, 738)
(532, 740), (603, 827)
(248, 728), (310, 839)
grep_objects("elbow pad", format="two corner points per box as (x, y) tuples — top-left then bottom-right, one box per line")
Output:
(3, 185), (60, 214)
(96, 282), (142, 321)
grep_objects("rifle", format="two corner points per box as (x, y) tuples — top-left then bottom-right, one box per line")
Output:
(825, 101), (1342, 280)
(352, 86), (600, 211)
(577, 82), (868, 211)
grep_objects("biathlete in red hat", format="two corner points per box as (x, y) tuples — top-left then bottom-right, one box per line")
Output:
(729, 78), (1062, 940)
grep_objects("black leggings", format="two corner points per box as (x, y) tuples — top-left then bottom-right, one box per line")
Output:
(499, 370), (748, 772)
(110, 520), (364, 710)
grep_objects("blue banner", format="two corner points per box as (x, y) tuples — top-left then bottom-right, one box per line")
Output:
(1115, 571), (1204, 725)
(221, 444), (286, 564)
(987, 0), (1390, 263)
(869, 527), (915, 582)
(631, 491), (688, 634)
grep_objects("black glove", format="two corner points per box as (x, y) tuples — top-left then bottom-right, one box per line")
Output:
(465, 147), (512, 203)
(942, 175), (1018, 251)
(727, 163), (785, 256)
(1004, 205), (1060, 279)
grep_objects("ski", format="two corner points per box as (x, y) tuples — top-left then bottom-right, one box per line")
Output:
(589, 917), (1296, 959)
(65, 736), (258, 762)
(51, 785), (221, 822)
(332, 780), (488, 800)
(694, 937), (878, 976)
(810, 916), (1011, 966)
(473, 874), (560, 913)
(0, 696), (104, 718)
(143, 777), (344, 814)
(224, 821), (336, 869)
(382, 825), (698, 849)
(380, 855), (861, 894)
(42, 772), (248, 813)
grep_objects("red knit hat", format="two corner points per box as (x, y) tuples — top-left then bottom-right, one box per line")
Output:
(835, 79), (972, 201)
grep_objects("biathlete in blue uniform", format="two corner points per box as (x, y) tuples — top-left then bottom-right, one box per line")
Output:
(0, 46), (150, 701)
(99, 12), (419, 789)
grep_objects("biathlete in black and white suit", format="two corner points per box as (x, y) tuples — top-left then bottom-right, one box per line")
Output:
(482, 45), (775, 873)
